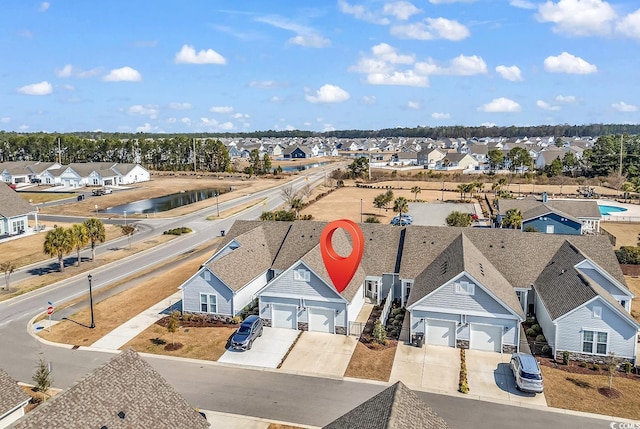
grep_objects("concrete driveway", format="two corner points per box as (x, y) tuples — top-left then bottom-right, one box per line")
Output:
(280, 331), (358, 377)
(466, 349), (547, 406)
(217, 327), (300, 369)
(390, 343), (460, 393)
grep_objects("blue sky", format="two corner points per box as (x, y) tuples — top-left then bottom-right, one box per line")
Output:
(2, 0), (640, 133)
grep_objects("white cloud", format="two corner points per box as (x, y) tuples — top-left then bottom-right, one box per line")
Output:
(305, 84), (350, 103)
(383, 1), (422, 20)
(616, 9), (640, 39)
(77, 68), (101, 78)
(536, 100), (560, 111)
(432, 112), (451, 119)
(510, 0), (536, 9)
(17, 81), (53, 95)
(612, 101), (638, 112)
(209, 106), (234, 114)
(256, 16), (330, 48)
(360, 95), (377, 105)
(56, 64), (73, 78)
(39, 2), (50, 12)
(495, 65), (523, 81)
(366, 71), (429, 87)
(174, 44), (226, 64)
(481, 122), (497, 127)
(543, 52), (597, 74)
(233, 112), (250, 119)
(338, 0), (390, 24)
(60, 84), (75, 91)
(103, 66), (142, 82)
(128, 104), (159, 119)
(555, 95), (576, 103)
(478, 97), (521, 112)
(349, 43), (414, 75)
(135, 123), (160, 133)
(167, 117), (177, 124)
(391, 17), (470, 41)
(168, 102), (192, 110)
(270, 96), (284, 103)
(0, 117), (10, 124)
(180, 117), (191, 124)
(416, 54), (488, 76)
(18, 125), (29, 131)
(536, 0), (616, 36)
(407, 101), (421, 110)
(249, 80), (279, 88)
(429, 0), (475, 3)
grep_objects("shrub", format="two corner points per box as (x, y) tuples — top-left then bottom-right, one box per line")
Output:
(562, 351), (570, 365)
(531, 324), (542, 335)
(391, 308), (402, 316)
(459, 348), (469, 394)
(364, 216), (380, 223)
(231, 316), (242, 325)
(623, 361), (633, 374)
(579, 361), (588, 368)
(541, 345), (551, 355)
(525, 328), (536, 337)
(391, 319), (401, 327)
(372, 319), (387, 345)
(593, 363), (600, 371)
(535, 334), (546, 343)
(163, 227), (192, 235)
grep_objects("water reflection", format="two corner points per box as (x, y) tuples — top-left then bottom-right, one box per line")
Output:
(101, 188), (225, 215)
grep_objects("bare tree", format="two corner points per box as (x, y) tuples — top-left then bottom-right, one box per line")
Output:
(1, 261), (16, 291)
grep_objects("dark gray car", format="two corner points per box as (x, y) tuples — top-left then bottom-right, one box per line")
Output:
(230, 315), (263, 351)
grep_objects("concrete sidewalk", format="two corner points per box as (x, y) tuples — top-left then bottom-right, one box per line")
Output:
(90, 291), (182, 350)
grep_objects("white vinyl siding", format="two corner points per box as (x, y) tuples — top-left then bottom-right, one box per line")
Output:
(347, 284), (365, 322)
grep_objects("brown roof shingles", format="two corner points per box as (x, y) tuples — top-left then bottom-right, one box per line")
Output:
(0, 368), (30, 418)
(0, 183), (35, 218)
(11, 349), (209, 429)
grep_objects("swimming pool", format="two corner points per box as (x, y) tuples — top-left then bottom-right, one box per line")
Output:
(598, 205), (628, 216)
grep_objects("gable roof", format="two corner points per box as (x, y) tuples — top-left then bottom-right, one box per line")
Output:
(497, 198), (601, 220)
(0, 368), (30, 418)
(534, 241), (634, 322)
(0, 183), (35, 218)
(324, 381), (450, 429)
(12, 349), (208, 429)
(407, 233), (524, 318)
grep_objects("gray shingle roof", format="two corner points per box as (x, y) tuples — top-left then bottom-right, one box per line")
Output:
(497, 198), (601, 220)
(12, 349), (209, 429)
(0, 183), (35, 218)
(0, 368), (30, 418)
(324, 381), (450, 429)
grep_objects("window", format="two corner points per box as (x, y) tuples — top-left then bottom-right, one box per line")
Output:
(582, 330), (607, 355)
(293, 269), (310, 282)
(12, 220), (25, 234)
(200, 294), (217, 313)
(592, 306), (602, 319)
(455, 281), (474, 295)
(620, 300), (627, 309)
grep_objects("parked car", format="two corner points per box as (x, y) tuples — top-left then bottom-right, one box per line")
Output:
(510, 352), (544, 393)
(230, 315), (263, 351)
(30, 178), (41, 184)
(397, 213), (413, 222)
(391, 217), (412, 226)
(92, 188), (112, 196)
(103, 188), (113, 194)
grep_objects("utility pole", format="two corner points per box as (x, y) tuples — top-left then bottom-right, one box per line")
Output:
(619, 134), (624, 177)
(57, 137), (61, 164)
(193, 138), (197, 173)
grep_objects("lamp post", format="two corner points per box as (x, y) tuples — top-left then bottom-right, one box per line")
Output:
(360, 199), (363, 223)
(87, 274), (95, 328)
(215, 192), (220, 217)
(123, 211), (127, 226)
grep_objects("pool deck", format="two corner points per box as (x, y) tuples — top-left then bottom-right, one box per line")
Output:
(550, 198), (640, 222)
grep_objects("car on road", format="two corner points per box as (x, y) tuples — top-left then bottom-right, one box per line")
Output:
(92, 188), (112, 196)
(510, 352), (544, 393)
(230, 315), (263, 351)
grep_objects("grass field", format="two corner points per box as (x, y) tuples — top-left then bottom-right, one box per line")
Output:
(18, 192), (76, 204)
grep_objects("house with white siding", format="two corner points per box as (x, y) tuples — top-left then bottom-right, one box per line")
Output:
(0, 183), (36, 237)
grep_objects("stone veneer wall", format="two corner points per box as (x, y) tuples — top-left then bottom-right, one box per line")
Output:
(502, 344), (517, 354)
(456, 340), (469, 349)
(262, 318), (272, 327)
(297, 322), (308, 331)
(555, 350), (635, 364)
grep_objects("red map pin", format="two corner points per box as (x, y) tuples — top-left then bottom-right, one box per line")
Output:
(320, 219), (365, 294)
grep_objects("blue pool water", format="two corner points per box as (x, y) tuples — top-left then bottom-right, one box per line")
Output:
(598, 205), (628, 216)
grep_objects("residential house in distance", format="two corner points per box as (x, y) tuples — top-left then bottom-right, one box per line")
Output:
(11, 349), (209, 429)
(496, 194), (602, 234)
(435, 153), (478, 171)
(417, 148), (446, 168)
(324, 381), (451, 429)
(0, 161), (61, 185)
(0, 368), (30, 429)
(283, 145), (313, 159)
(0, 183), (36, 237)
(186, 220), (637, 362)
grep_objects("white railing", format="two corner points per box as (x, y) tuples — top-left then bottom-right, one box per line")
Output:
(380, 286), (394, 326)
(602, 216), (640, 223)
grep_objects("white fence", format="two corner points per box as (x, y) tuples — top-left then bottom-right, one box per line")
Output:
(602, 216), (640, 223)
(380, 286), (394, 326)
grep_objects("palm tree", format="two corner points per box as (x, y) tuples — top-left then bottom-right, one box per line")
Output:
(393, 197), (409, 218)
(84, 218), (106, 261)
(69, 224), (89, 267)
(457, 184), (467, 201)
(411, 186), (421, 201)
(502, 208), (523, 230)
(290, 198), (304, 219)
(43, 226), (73, 272)
(621, 182), (634, 203)
(120, 224), (136, 249)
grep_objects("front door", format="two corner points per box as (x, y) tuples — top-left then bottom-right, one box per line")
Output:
(365, 280), (378, 301)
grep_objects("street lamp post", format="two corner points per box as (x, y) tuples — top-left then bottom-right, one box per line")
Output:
(87, 274), (95, 329)
(215, 192), (220, 217)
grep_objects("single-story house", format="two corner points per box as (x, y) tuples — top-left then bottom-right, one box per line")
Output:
(0, 368), (30, 429)
(190, 221), (637, 361)
(0, 183), (35, 237)
(496, 195), (601, 234)
(283, 145), (313, 159)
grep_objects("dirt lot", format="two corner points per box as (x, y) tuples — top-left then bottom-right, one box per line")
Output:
(344, 342), (397, 382)
(601, 223), (640, 249)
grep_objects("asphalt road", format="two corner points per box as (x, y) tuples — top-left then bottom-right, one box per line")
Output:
(0, 165), (627, 429)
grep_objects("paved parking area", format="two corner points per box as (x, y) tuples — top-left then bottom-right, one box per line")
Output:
(218, 327), (299, 368)
(280, 331), (358, 377)
(390, 343), (460, 392)
(466, 350), (547, 406)
(409, 202), (479, 226)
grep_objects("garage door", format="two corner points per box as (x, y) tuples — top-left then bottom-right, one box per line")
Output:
(272, 305), (297, 329)
(308, 307), (335, 333)
(426, 319), (455, 347)
(470, 324), (502, 352)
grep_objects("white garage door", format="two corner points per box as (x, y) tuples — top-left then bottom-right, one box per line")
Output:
(470, 324), (502, 352)
(308, 307), (335, 333)
(272, 305), (297, 329)
(426, 319), (455, 347)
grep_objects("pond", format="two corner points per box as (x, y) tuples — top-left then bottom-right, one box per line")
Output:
(100, 188), (226, 215)
(278, 161), (331, 172)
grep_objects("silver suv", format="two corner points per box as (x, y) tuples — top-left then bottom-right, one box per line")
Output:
(510, 352), (544, 393)
(230, 315), (263, 351)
